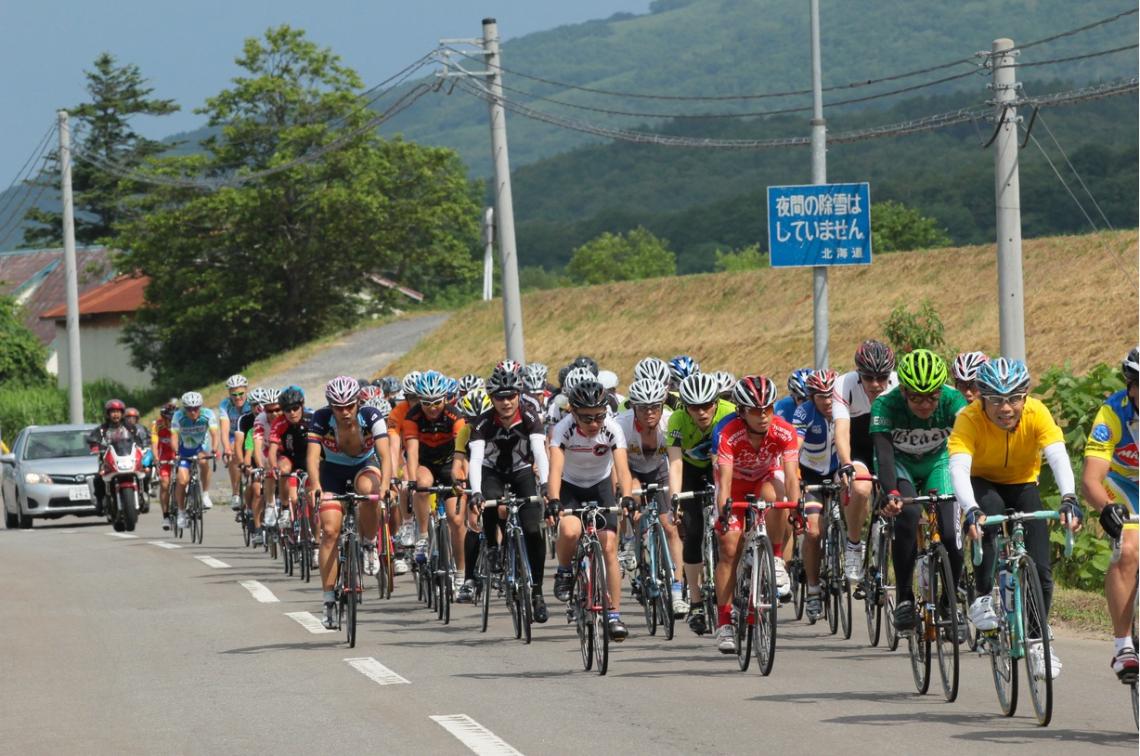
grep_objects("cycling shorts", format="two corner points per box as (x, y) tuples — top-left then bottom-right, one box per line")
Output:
(892, 454), (951, 497)
(634, 467), (672, 515)
(800, 467), (835, 515)
(319, 460), (382, 508)
(177, 443), (204, 468)
(422, 460), (454, 488)
(560, 478), (618, 532)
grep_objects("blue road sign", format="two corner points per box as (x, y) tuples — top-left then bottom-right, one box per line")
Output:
(767, 182), (872, 268)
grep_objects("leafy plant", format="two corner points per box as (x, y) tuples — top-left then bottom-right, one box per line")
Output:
(870, 200), (952, 253)
(565, 227), (676, 285)
(713, 243), (764, 272)
(881, 299), (946, 355)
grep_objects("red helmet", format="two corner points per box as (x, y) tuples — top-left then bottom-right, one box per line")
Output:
(104, 399), (126, 413)
(805, 369), (838, 396)
(732, 375), (777, 409)
(124, 407), (140, 419)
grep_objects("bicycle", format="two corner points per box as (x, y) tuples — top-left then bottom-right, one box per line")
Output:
(901, 492), (962, 703)
(629, 484), (678, 641)
(416, 484), (470, 625)
(374, 492), (397, 600)
(674, 485), (717, 635)
(482, 487), (542, 643)
(728, 495), (799, 675)
(852, 476), (899, 650)
(973, 509), (1074, 726)
(787, 515), (807, 622)
(1109, 515), (1140, 729)
(183, 453), (214, 545)
(566, 501), (621, 675)
(321, 488), (378, 648)
(293, 472), (317, 583)
(803, 479), (852, 639)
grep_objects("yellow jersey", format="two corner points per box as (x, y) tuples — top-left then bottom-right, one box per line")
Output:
(947, 397), (1063, 485)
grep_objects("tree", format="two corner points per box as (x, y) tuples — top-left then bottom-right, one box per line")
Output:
(114, 27), (480, 388)
(0, 296), (49, 386)
(23, 52), (178, 247)
(713, 243), (764, 272)
(870, 200), (952, 253)
(565, 227), (676, 285)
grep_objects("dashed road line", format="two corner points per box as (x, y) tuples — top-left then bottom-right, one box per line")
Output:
(430, 715), (522, 755)
(344, 657), (409, 686)
(285, 611), (335, 634)
(106, 532), (138, 539)
(239, 580), (279, 603)
(149, 541), (182, 549)
(194, 555), (230, 569)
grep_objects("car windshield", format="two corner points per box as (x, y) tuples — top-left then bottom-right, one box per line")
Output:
(23, 430), (92, 460)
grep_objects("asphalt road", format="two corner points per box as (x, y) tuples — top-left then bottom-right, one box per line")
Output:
(2, 510), (1136, 756)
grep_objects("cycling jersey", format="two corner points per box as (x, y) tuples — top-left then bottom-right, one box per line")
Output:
(150, 419), (175, 461)
(386, 400), (412, 438)
(236, 413), (256, 456)
(171, 407), (218, 452)
(551, 413), (625, 487)
(219, 396), (250, 436)
(773, 395), (800, 424)
(455, 424), (472, 457)
(467, 407), (548, 492)
(1084, 389), (1138, 509)
(269, 410), (314, 466)
(667, 399), (735, 469)
(615, 407), (672, 476)
(308, 405), (387, 467)
(870, 386), (966, 470)
(793, 401), (837, 475)
(715, 415), (798, 484)
(402, 405), (464, 468)
(832, 370), (899, 465)
(946, 396), (1063, 485)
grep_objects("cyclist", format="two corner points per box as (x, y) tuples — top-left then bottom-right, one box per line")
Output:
(632, 357), (676, 410)
(870, 349), (967, 633)
(712, 375), (800, 652)
(834, 339), (898, 583)
(617, 378), (688, 617)
(951, 357), (1080, 678)
(951, 352), (989, 404)
(457, 374), (484, 398)
(453, 386), (491, 597)
(381, 376), (402, 403)
(151, 399), (178, 530)
(465, 366), (551, 620)
(307, 376), (392, 629)
(775, 368), (812, 424)
(666, 371), (735, 634)
(268, 386), (313, 536)
(403, 371), (467, 578)
(234, 388), (264, 528)
(170, 391), (220, 528)
(794, 369), (840, 621)
(387, 371), (421, 548)
(548, 378), (636, 641)
(250, 388), (283, 545)
(1081, 347), (1139, 681)
(668, 355), (701, 407)
(219, 374), (251, 511)
(524, 362), (552, 409)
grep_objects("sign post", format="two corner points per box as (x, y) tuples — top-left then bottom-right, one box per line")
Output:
(767, 183), (872, 269)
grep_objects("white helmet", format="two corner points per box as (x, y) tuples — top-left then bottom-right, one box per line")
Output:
(364, 396), (392, 417)
(225, 374), (248, 389)
(248, 387), (268, 406)
(678, 373), (718, 406)
(261, 387), (282, 406)
(401, 371), (422, 397)
(952, 351), (989, 383)
(325, 376), (360, 406)
(180, 391), (203, 409)
(597, 370), (619, 390)
(627, 379), (667, 405)
(563, 367), (595, 392)
(633, 357), (670, 385)
(712, 370), (736, 396)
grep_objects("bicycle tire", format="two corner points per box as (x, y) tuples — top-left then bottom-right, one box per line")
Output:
(1019, 555), (1053, 726)
(1132, 593), (1138, 729)
(592, 545), (610, 676)
(284, 532), (294, 576)
(734, 546), (754, 672)
(436, 523), (452, 624)
(575, 556), (593, 671)
(269, 527), (278, 560)
(640, 529), (657, 636)
(908, 558), (932, 695)
(755, 535), (778, 676)
(826, 525), (840, 636)
(517, 531), (534, 645)
(507, 548), (523, 640)
(959, 534), (979, 652)
(378, 518), (394, 599)
(864, 520), (883, 647)
(344, 533), (360, 648)
(931, 544), (960, 703)
(242, 511), (251, 547)
(656, 526), (676, 641)
(790, 532), (806, 621)
(478, 544), (491, 633)
(884, 533), (900, 652)
(702, 526), (718, 635)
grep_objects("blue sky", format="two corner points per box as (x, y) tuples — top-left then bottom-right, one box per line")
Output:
(0, 1), (646, 181)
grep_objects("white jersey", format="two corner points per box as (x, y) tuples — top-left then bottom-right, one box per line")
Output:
(551, 413), (626, 487)
(831, 370), (899, 420)
(615, 408), (671, 475)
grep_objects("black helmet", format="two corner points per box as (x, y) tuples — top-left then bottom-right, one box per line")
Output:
(487, 365), (524, 396)
(1123, 347), (1139, 385)
(280, 387), (305, 407)
(568, 379), (607, 409)
(557, 365), (572, 388)
(571, 355), (599, 376)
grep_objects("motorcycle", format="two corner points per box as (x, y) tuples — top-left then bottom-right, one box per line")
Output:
(91, 436), (145, 532)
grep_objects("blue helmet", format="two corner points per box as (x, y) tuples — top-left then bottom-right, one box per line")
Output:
(445, 377), (459, 399)
(976, 358), (1031, 397)
(787, 368), (813, 401)
(416, 370), (450, 401)
(669, 355), (701, 383)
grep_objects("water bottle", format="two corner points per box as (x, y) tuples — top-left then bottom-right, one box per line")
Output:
(998, 569), (1014, 613)
(918, 559), (929, 596)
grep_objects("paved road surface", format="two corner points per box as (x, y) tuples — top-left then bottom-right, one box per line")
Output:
(2, 512), (1136, 755)
(257, 313), (448, 399)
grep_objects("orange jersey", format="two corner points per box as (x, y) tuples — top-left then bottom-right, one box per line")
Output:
(402, 405), (465, 466)
(388, 400), (412, 438)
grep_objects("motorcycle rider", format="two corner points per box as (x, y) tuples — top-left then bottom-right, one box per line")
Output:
(86, 399), (135, 516)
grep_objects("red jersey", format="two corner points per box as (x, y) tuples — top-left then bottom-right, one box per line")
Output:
(150, 419), (175, 461)
(716, 415), (798, 483)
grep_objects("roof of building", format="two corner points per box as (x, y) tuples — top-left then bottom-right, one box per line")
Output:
(40, 274), (148, 319)
(0, 246), (114, 343)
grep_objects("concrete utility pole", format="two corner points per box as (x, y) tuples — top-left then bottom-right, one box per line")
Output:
(482, 207), (494, 301)
(809, 0), (828, 370)
(991, 38), (1026, 361)
(58, 110), (84, 423)
(482, 18), (526, 364)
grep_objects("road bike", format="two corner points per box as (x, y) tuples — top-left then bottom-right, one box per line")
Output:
(181, 453), (214, 544)
(567, 501), (621, 675)
(803, 479), (851, 639)
(854, 476), (899, 650)
(630, 483), (678, 640)
(416, 484), (470, 625)
(482, 487), (542, 643)
(674, 485), (716, 634)
(322, 488), (378, 648)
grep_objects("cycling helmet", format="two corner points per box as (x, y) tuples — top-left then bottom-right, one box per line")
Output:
(563, 367), (596, 393)
(524, 363), (548, 392)
(1123, 347), (1139, 385)
(280, 387), (305, 407)
(669, 355), (701, 383)
(262, 387), (282, 406)
(401, 371), (422, 397)
(161, 398), (178, 418)
(952, 351), (989, 383)
(678, 373), (718, 406)
(359, 385), (382, 401)
(381, 376), (401, 395)
(496, 359), (523, 376)
(282, 384), (304, 402)
(854, 339), (895, 375)
(805, 368), (838, 396)
(363, 395), (392, 417)
(627, 378), (668, 406)
(557, 365), (572, 388)
(225, 374), (248, 389)
(732, 375), (777, 409)
(976, 358), (1031, 397)
(445, 376), (460, 399)
(568, 379), (608, 409)
(712, 370), (736, 397)
(104, 398), (126, 414)
(248, 388), (268, 407)
(124, 407), (140, 419)
(458, 374), (485, 393)
(597, 370), (619, 390)
(416, 370), (449, 401)
(180, 392), (203, 409)
(570, 355), (599, 376)
(456, 387), (492, 418)
(787, 368), (813, 401)
(633, 357), (671, 385)
(487, 364), (525, 395)
(324, 376), (359, 406)
(897, 349), (948, 394)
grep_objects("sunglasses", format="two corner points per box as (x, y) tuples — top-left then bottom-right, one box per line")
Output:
(421, 399), (446, 408)
(575, 411), (607, 424)
(331, 402), (356, 410)
(904, 391), (941, 406)
(265, 405), (282, 413)
(633, 403), (664, 413)
(859, 372), (892, 382)
(954, 379), (977, 392)
(983, 393), (1027, 407)
(284, 403), (303, 413)
(686, 401), (716, 412)
(229, 391), (246, 398)
(491, 391), (519, 400)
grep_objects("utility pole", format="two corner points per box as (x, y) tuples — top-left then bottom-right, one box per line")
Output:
(58, 110), (83, 423)
(991, 38), (1026, 361)
(482, 18), (526, 363)
(482, 207), (494, 301)
(809, 0), (828, 370)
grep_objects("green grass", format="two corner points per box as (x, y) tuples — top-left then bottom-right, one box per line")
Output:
(1051, 586), (1112, 637)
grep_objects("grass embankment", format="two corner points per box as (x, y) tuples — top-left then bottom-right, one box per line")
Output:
(1052, 587), (1114, 637)
(387, 230), (1138, 380)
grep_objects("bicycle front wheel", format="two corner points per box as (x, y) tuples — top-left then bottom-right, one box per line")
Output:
(656, 526), (676, 641)
(575, 558), (593, 671)
(518, 538), (534, 645)
(1019, 556), (1053, 726)
(826, 527), (841, 636)
(592, 546), (610, 676)
(791, 533), (806, 621)
(864, 520), (884, 647)
(507, 550), (523, 640)
(755, 536), (778, 676)
(344, 537), (360, 648)
(733, 548), (753, 672)
(883, 533), (900, 652)
(931, 544), (960, 703)
(908, 560), (931, 695)
(477, 544), (491, 633)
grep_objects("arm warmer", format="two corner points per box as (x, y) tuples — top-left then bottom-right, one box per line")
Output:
(530, 433), (550, 486)
(467, 439), (486, 492)
(872, 433), (898, 492)
(1043, 441), (1076, 498)
(949, 452), (978, 517)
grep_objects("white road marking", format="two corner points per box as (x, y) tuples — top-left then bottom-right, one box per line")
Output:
(239, 580), (279, 603)
(430, 715), (523, 756)
(285, 611), (335, 634)
(344, 657), (409, 686)
(106, 532), (138, 539)
(194, 555), (230, 569)
(149, 541), (182, 549)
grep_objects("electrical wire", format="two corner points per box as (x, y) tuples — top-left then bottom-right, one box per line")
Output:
(1034, 111), (1114, 229)
(0, 123), (57, 229)
(1008, 7), (1137, 53)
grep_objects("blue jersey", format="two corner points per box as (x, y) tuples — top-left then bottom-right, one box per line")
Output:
(774, 396), (800, 424)
(219, 397), (251, 428)
(793, 401), (837, 475)
(171, 407), (218, 450)
(307, 405), (387, 467)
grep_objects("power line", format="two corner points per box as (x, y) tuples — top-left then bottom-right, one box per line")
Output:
(0, 123), (56, 227)
(1009, 6), (1138, 53)
(1007, 42), (1138, 69)
(1035, 111), (1114, 229)
(0, 125), (59, 250)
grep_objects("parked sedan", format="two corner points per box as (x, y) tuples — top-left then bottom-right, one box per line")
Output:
(1, 424), (98, 529)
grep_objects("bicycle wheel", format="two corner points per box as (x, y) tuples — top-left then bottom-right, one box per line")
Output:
(1132, 591), (1138, 729)
(269, 527), (278, 560)
(656, 527), (676, 641)
(701, 528), (718, 634)
(592, 546), (610, 676)
(507, 550), (523, 640)
(640, 549), (658, 636)
(790, 532), (806, 622)
(825, 528), (840, 636)
(242, 510), (251, 546)
(755, 535), (778, 676)
(299, 517), (312, 583)
(908, 557), (932, 695)
(838, 563), (853, 640)
(477, 544), (491, 633)
(989, 602), (1019, 716)
(864, 520), (883, 647)
(575, 559), (593, 671)
(959, 535), (978, 652)
(378, 519), (394, 599)
(284, 532), (294, 576)
(194, 493), (204, 544)
(1019, 556), (1053, 726)
(883, 533), (900, 652)
(436, 526), (452, 624)
(344, 536), (359, 648)
(734, 547), (753, 672)
(517, 531), (534, 645)
(931, 544), (960, 703)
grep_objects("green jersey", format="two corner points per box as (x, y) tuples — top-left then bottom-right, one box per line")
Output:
(666, 399), (735, 468)
(869, 386), (967, 469)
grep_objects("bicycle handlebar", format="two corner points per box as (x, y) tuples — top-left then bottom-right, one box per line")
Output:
(413, 483), (474, 496)
(902, 493), (958, 505)
(484, 494), (543, 506)
(320, 492), (380, 502)
(972, 510), (1074, 563)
